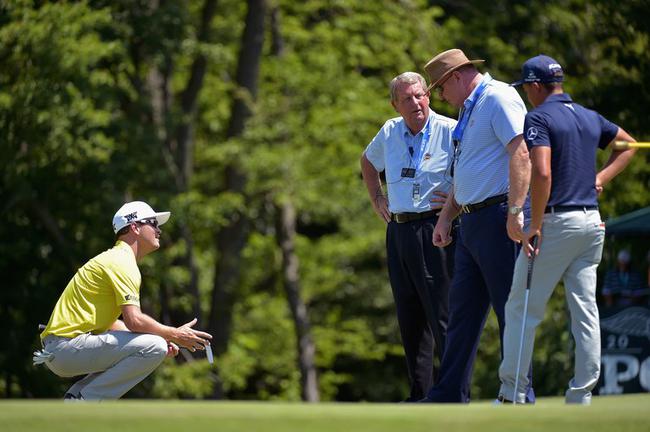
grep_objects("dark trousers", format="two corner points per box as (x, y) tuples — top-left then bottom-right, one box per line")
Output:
(425, 201), (535, 403)
(386, 216), (455, 401)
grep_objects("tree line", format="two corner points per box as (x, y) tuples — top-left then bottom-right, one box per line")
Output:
(1, 0), (648, 400)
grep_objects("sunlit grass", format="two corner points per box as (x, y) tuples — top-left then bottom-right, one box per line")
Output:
(1, 395), (649, 432)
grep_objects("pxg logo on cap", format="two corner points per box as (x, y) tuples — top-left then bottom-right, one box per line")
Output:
(112, 201), (171, 233)
(511, 54), (564, 86)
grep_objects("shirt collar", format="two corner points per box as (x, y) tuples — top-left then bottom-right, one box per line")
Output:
(543, 93), (573, 104)
(115, 240), (136, 259)
(402, 111), (432, 138)
(463, 73), (492, 109)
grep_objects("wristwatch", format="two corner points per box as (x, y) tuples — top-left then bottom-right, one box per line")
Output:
(508, 205), (523, 215)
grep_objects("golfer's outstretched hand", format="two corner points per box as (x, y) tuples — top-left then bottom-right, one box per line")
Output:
(172, 318), (212, 352)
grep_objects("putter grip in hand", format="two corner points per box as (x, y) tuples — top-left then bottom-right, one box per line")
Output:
(525, 236), (538, 291)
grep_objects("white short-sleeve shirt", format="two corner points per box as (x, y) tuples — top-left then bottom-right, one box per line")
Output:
(452, 73), (527, 205)
(364, 111), (456, 213)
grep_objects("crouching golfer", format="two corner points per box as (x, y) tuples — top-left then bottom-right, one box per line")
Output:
(497, 55), (636, 404)
(35, 201), (212, 400)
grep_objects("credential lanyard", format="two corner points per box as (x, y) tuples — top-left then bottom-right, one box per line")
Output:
(410, 122), (431, 173)
(452, 78), (489, 145)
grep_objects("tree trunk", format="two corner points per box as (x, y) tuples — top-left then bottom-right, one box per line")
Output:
(269, 4), (319, 402)
(276, 201), (320, 402)
(225, 0), (266, 138)
(27, 199), (78, 273)
(208, 0), (266, 399)
(177, 0), (218, 189)
(4, 373), (11, 398)
(146, 0), (218, 323)
(146, 62), (186, 325)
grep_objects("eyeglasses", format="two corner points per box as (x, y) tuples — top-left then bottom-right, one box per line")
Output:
(137, 219), (159, 229)
(436, 74), (453, 97)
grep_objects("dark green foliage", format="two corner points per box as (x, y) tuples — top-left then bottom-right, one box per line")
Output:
(1, 0), (648, 400)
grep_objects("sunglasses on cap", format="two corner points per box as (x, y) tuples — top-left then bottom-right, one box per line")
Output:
(137, 218), (159, 228)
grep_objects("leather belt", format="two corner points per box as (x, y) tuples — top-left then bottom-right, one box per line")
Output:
(460, 193), (508, 214)
(391, 209), (438, 224)
(545, 205), (598, 214)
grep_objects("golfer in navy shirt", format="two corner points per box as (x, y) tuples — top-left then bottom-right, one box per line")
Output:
(498, 55), (637, 404)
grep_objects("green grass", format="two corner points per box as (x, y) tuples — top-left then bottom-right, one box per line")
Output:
(1, 395), (649, 432)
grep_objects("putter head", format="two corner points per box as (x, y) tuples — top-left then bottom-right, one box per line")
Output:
(205, 343), (214, 364)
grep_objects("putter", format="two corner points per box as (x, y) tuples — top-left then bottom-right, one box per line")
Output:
(512, 235), (538, 404)
(181, 343), (214, 364)
(205, 343), (214, 364)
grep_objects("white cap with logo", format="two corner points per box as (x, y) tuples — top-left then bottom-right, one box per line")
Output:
(112, 201), (171, 234)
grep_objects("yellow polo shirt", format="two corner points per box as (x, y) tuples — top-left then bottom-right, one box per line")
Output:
(40, 241), (142, 339)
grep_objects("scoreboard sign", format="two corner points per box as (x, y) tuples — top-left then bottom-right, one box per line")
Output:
(596, 306), (650, 395)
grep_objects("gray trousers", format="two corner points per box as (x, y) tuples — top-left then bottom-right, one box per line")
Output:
(498, 209), (605, 404)
(43, 331), (168, 400)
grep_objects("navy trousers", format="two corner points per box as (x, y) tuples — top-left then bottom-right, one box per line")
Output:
(424, 201), (535, 403)
(386, 215), (455, 401)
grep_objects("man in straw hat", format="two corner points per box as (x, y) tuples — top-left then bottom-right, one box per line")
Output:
(35, 201), (212, 400)
(361, 72), (457, 401)
(497, 55), (636, 404)
(418, 49), (535, 403)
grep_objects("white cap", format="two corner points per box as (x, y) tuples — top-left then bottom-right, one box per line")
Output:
(112, 201), (170, 234)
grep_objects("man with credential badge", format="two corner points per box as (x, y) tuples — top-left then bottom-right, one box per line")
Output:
(361, 71), (456, 401)
(419, 48), (535, 403)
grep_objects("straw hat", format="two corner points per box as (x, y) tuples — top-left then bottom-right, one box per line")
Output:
(424, 49), (484, 90)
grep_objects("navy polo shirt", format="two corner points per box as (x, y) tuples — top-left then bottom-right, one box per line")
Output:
(523, 93), (619, 207)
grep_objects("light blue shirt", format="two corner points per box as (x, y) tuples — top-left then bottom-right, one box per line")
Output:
(364, 111), (456, 213)
(452, 73), (527, 205)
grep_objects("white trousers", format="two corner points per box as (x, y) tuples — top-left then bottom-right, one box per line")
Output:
(498, 209), (605, 404)
(43, 331), (168, 400)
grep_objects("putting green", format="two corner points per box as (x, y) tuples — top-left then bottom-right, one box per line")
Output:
(1, 395), (648, 432)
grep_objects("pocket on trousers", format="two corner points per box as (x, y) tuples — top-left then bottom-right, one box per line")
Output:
(69, 332), (119, 351)
(67, 333), (90, 352)
(96, 332), (120, 349)
(94, 332), (120, 349)
(592, 220), (606, 241)
(588, 220), (606, 263)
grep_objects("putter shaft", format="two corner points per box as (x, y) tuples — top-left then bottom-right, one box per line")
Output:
(512, 236), (538, 404)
